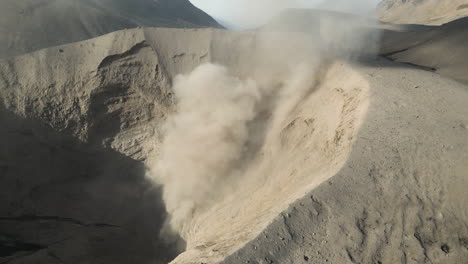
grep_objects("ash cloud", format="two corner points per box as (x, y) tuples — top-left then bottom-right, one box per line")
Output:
(149, 0), (381, 243)
(151, 64), (261, 236)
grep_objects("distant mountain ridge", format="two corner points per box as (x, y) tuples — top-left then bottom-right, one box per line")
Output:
(378, 0), (468, 25)
(0, 0), (221, 59)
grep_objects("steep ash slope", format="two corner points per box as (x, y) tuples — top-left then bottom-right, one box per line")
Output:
(0, 0), (221, 59)
(380, 17), (468, 84)
(378, 0), (468, 25)
(221, 59), (468, 264)
(0, 29), (180, 264)
(0, 27), (264, 264)
(264, 8), (468, 85)
(0, 26), (467, 264)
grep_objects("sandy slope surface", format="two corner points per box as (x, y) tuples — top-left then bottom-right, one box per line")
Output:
(1, 26), (467, 264)
(220, 58), (468, 264)
(263, 8), (468, 85)
(0, 0), (220, 59)
(379, 17), (468, 85)
(378, 0), (468, 25)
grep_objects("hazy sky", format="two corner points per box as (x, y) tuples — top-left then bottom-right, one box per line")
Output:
(190, 0), (382, 29)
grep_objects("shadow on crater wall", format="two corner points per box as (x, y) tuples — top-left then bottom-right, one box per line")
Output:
(0, 103), (183, 264)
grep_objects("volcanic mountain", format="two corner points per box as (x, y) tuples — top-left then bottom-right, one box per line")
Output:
(0, 0), (221, 59)
(0, 5), (467, 264)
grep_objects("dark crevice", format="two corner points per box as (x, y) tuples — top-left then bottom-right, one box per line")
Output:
(0, 215), (120, 229)
(97, 41), (149, 69)
(380, 55), (437, 72)
(414, 233), (431, 262)
(346, 248), (357, 264)
(47, 251), (65, 264)
(380, 48), (410, 57)
(441, 244), (450, 253)
(356, 209), (369, 247)
(398, 62), (436, 72)
(0, 239), (45, 258)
